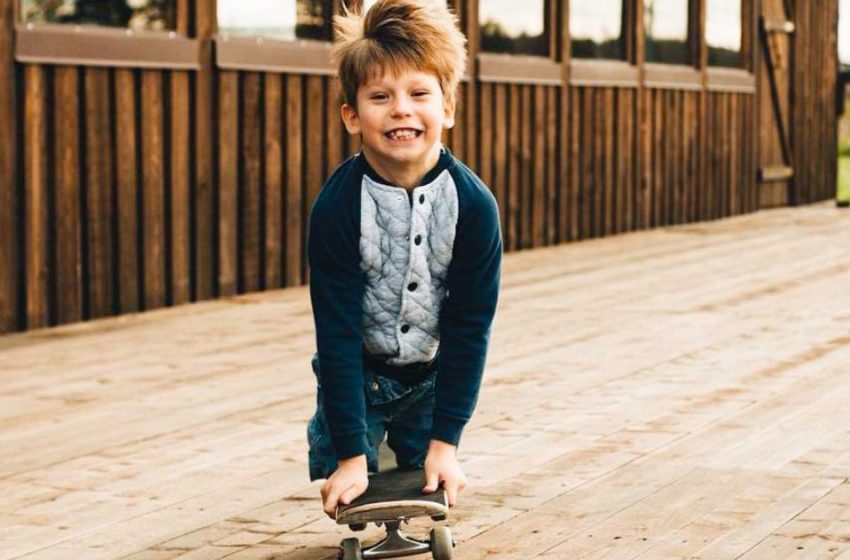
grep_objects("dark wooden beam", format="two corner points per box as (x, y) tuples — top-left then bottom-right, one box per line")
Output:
(0, 0), (19, 332)
(689, 0), (704, 70)
(635, 0), (650, 230)
(194, 0), (216, 299)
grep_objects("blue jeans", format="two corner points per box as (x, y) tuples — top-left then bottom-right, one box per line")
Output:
(307, 353), (437, 481)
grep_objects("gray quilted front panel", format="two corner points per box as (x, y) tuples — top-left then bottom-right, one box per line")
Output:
(360, 170), (458, 365)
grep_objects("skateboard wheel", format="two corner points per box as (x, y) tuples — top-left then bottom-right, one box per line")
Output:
(340, 537), (362, 560)
(349, 523), (366, 532)
(430, 525), (453, 560)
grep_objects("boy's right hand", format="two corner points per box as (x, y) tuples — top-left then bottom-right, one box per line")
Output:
(321, 454), (369, 519)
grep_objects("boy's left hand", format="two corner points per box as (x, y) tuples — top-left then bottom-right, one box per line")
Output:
(422, 439), (467, 507)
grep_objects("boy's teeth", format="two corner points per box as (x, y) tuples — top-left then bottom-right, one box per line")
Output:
(389, 129), (417, 140)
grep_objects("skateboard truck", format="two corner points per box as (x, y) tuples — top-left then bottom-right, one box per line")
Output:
(340, 521), (453, 560)
(358, 520), (430, 558)
(336, 470), (455, 560)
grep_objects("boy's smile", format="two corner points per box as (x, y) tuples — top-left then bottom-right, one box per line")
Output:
(341, 69), (455, 190)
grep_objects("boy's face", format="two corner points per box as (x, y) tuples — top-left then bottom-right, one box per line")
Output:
(341, 68), (455, 173)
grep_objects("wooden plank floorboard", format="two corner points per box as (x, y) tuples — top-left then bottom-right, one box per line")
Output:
(1, 204), (849, 559)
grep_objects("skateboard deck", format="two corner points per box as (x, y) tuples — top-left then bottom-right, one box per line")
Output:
(336, 469), (449, 525)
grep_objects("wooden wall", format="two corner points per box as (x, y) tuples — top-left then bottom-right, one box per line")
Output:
(0, 0), (838, 334)
(791, 0), (839, 204)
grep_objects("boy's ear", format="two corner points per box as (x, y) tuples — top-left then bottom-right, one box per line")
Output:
(443, 97), (456, 130)
(341, 103), (361, 135)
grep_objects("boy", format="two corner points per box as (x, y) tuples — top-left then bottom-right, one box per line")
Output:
(307, 0), (502, 519)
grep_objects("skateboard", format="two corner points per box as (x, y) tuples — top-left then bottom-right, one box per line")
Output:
(335, 469), (454, 560)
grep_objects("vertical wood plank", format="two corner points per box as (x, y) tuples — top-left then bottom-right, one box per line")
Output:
(743, 94), (752, 213)
(568, 87), (580, 241)
(614, 89), (627, 233)
(740, 94), (749, 213)
(728, 93), (736, 214)
(54, 67), (83, 324)
(463, 0), (479, 172)
(114, 69), (139, 313)
(285, 74), (303, 286)
(465, 77), (479, 174)
(479, 83), (493, 193)
(662, 90), (673, 226)
(603, 87), (614, 236)
(326, 77), (344, 172)
(580, 88), (594, 239)
(545, 86), (557, 245)
(559, 84), (570, 243)
(452, 82), (466, 162)
(141, 70), (166, 310)
(520, 85), (533, 249)
(717, 93), (724, 216)
(683, 92), (695, 222)
(751, 0), (762, 212)
(493, 84), (508, 245)
(638, 88), (651, 230)
(708, 93), (717, 218)
(593, 88), (604, 237)
(218, 71), (239, 296)
(304, 75), (325, 283)
(194, 0), (216, 300)
(305, 75), (325, 218)
(507, 84), (520, 251)
(697, 89), (707, 221)
(84, 67), (114, 318)
(532, 86), (545, 248)
(176, 0), (189, 33)
(0, 0), (18, 332)
(264, 73), (283, 289)
(670, 91), (681, 224)
(634, 0), (647, 229)
(652, 91), (663, 227)
(24, 65), (50, 329)
(241, 72), (262, 293)
(623, 89), (640, 231)
(170, 70), (191, 305)
(722, 93), (731, 215)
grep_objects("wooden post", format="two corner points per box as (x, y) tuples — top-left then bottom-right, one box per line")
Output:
(0, 0), (19, 332)
(170, 0), (192, 305)
(635, 0), (649, 229)
(788, 0), (799, 205)
(24, 64), (49, 329)
(560, 0), (571, 242)
(689, 0), (705, 72)
(195, 0), (217, 299)
(750, 0), (761, 213)
(694, 0), (707, 221)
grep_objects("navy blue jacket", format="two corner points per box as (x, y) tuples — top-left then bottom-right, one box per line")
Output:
(308, 148), (502, 460)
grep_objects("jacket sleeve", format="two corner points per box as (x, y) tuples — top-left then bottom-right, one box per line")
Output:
(432, 182), (502, 445)
(307, 190), (369, 460)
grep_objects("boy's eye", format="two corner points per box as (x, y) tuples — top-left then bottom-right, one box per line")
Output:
(370, 93), (388, 100)
(413, 90), (430, 97)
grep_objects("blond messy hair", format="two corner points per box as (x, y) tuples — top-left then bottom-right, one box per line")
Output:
(332, 0), (467, 109)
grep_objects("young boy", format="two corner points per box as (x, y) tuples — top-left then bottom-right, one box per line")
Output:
(307, 0), (502, 519)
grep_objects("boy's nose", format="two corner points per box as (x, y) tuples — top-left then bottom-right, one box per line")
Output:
(390, 97), (413, 116)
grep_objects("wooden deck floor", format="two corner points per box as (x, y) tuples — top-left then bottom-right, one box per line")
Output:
(2, 203), (850, 560)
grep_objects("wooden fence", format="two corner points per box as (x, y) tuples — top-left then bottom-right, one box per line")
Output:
(0, 0), (839, 334)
